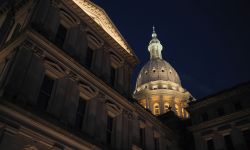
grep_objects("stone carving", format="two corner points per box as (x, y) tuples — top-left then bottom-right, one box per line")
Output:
(71, 0), (132, 55)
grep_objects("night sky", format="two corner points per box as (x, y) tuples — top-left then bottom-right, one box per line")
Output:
(92, 0), (250, 99)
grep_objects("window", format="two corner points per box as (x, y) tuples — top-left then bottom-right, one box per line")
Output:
(55, 24), (67, 48)
(75, 97), (86, 130)
(0, 16), (15, 46)
(224, 134), (235, 150)
(217, 107), (225, 116)
(139, 128), (145, 148)
(175, 104), (180, 115)
(154, 103), (160, 115)
(85, 47), (93, 69)
(164, 103), (170, 112)
(37, 75), (54, 110)
(234, 101), (242, 111)
(154, 137), (160, 150)
(243, 129), (250, 149)
(106, 116), (113, 145)
(182, 108), (185, 117)
(206, 139), (215, 150)
(110, 66), (116, 87)
(201, 112), (208, 121)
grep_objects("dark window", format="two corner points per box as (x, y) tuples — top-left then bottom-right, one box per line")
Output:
(207, 139), (215, 150)
(139, 128), (145, 148)
(37, 75), (54, 110)
(243, 129), (250, 149)
(0, 61), (6, 76)
(201, 112), (208, 121)
(85, 47), (93, 69)
(106, 116), (113, 145)
(75, 97), (86, 130)
(0, 16), (15, 46)
(217, 107), (225, 116)
(110, 66), (116, 87)
(234, 101), (242, 111)
(224, 134), (235, 150)
(55, 24), (67, 48)
(154, 137), (160, 150)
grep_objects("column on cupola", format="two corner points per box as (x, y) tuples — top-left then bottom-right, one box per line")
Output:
(160, 95), (164, 114)
(146, 96), (150, 109)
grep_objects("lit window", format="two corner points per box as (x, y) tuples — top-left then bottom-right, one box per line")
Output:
(164, 103), (170, 112)
(175, 104), (180, 115)
(182, 108), (185, 117)
(152, 85), (158, 90)
(154, 103), (160, 115)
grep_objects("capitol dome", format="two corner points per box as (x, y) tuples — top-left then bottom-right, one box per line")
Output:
(133, 27), (194, 118)
(135, 58), (181, 90)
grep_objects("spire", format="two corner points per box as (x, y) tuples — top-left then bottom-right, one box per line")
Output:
(148, 26), (163, 59)
(152, 26), (157, 38)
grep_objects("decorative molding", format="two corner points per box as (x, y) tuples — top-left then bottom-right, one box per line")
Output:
(71, 0), (132, 55)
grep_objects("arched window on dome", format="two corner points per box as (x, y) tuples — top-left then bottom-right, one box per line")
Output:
(185, 110), (189, 118)
(182, 108), (185, 118)
(175, 104), (180, 116)
(153, 103), (160, 115)
(164, 102), (170, 113)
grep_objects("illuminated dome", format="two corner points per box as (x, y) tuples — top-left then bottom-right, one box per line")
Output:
(135, 58), (181, 89)
(133, 27), (194, 118)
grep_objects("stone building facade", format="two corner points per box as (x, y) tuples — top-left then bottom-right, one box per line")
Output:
(0, 0), (250, 150)
(188, 82), (250, 150)
(0, 0), (180, 150)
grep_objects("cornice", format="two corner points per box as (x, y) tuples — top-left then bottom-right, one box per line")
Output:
(0, 102), (96, 150)
(1, 29), (176, 140)
(63, 0), (139, 66)
(188, 86), (250, 111)
(188, 108), (250, 132)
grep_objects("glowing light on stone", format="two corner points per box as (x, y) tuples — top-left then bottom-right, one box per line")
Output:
(72, 0), (132, 55)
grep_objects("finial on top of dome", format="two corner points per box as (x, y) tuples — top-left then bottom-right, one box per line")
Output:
(152, 25), (157, 38)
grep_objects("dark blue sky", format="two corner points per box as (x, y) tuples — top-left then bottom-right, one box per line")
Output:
(93, 0), (250, 99)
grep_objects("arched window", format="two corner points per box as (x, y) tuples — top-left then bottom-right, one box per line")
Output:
(154, 103), (160, 115)
(182, 108), (185, 117)
(164, 102), (170, 112)
(175, 104), (180, 116)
